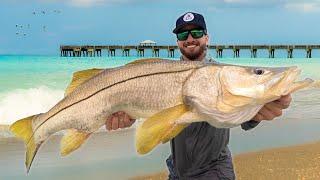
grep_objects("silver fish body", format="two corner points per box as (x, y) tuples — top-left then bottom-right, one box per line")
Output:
(10, 58), (315, 172)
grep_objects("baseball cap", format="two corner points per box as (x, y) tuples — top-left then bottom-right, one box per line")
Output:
(172, 12), (207, 34)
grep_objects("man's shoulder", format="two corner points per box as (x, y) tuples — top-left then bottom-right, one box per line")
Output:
(205, 57), (220, 64)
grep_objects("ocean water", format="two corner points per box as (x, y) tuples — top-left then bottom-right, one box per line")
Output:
(1, 55), (319, 125)
(0, 55), (320, 179)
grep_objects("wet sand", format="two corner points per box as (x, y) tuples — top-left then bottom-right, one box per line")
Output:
(131, 141), (320, 180)
(0, 128), (170, 180)
(2, 131), (320, 180)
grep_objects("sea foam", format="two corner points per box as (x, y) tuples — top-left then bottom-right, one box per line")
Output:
(0, 86), (64, 125)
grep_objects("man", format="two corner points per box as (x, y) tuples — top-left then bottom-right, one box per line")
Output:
(106, 12), (292, 180)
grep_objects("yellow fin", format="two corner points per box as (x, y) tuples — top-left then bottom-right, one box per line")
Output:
(126, 58), (163, 66)
(60, 129), (91, 156)
(313, 80), (320, 88)
(65, 68), (104, 96)
(135, 104), (189, 154)
(161, 124), (188, 144)
(9, 114), (41, 173)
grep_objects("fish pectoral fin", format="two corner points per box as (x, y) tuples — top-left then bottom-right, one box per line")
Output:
(161, 112), (202, 144)
(60, 129), (91, 156)
(161, 123), (188, 144)
(135, 104), (189, 155)
(126, 58), (163, 66)
(9, 114), (41, 173)
(65, 68), (104, 96)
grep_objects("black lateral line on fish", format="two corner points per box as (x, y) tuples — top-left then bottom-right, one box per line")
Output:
(28, 67), (202, 144)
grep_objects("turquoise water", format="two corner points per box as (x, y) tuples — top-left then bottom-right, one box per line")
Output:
(1, 55), (319, 92)
(1, 55), (320, 179)
(0, 55), (319, 125)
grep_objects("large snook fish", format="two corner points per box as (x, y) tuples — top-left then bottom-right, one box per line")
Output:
(9, 58), (316, 173)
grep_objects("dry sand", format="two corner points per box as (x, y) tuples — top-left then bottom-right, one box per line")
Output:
(131, 141), (320, 180)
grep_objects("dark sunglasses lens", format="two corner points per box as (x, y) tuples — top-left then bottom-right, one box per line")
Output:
(177, 31), (189, 41)
(190, 30), (204, 39)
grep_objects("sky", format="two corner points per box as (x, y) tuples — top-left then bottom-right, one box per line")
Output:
(0, 0), (320, 55)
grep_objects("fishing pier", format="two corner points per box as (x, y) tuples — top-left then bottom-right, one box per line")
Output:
(60, 45), (320, 58)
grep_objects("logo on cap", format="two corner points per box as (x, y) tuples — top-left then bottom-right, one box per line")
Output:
(183, 13), (194, 22)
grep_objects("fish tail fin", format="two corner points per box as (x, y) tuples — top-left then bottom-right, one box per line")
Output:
(9, 114), (41, 173)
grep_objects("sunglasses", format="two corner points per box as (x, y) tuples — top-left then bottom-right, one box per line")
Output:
(176, 29), (206, 41)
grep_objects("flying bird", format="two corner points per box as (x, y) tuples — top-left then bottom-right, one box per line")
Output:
(54, 10), (62, 14)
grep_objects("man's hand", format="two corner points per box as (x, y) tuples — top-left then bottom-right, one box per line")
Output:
(253, 94), (292, 122)
(105, 111), (136, 131)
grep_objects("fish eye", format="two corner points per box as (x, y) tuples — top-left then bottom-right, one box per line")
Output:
(253, 68), (264, 75)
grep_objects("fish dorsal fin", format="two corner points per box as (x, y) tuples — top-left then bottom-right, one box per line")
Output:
(60, 129), (91, 156)
(126, 58), (163, 66)
(65, 68), (104, 96)
(135, 104), (189, 154)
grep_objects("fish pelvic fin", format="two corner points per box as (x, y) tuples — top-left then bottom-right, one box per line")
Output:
(9, 114), (41, 173)
(60, 129), (91, 156)
(135, 104), (189, 155)
(65, 68), (104, 96)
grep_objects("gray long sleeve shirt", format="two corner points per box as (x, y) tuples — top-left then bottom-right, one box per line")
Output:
(169, 120), (259, 179)
(168, 57), (260, 179)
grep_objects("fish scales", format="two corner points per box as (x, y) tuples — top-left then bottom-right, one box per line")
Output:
(10, 58), (317, 172)
(33, 60), (205, 141)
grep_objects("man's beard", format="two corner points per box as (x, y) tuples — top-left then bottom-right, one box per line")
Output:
(180, 43), (207, 61)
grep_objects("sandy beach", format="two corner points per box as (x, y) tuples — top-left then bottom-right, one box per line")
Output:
(0, 128), (171, 180)
(131, 141), (320, 180)
(3, 127), (320, 180)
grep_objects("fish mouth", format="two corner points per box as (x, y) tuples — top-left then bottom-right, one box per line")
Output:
(270, 66), (314, 96)
(268, 66), (299, 91)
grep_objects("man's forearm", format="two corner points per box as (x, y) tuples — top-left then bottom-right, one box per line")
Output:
(241, 120), (260, 131)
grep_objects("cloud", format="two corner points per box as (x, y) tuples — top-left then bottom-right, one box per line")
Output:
(68, 0), (105, 7)
(66, 0), (131, 7)
(284, 2), (320, 12)
(201, 0), (320, 12)
(4, 0), (320, 12)
(202, 0), (282, 9)
(38, 0), (151, 7)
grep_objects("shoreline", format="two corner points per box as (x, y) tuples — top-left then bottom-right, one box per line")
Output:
(130, 140), (320, 180)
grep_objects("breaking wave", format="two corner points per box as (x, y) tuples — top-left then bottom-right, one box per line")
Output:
(0, 86), (64, 126)
(0, 86), (64, 137)
(0, 86), (139, 137)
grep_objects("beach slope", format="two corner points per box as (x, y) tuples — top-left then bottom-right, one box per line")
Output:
(131, 141), (320, 180)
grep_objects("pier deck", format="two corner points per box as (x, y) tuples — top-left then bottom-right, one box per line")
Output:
(60, 45), (320, 58)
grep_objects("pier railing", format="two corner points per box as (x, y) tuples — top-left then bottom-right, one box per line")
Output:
(60, 45), (320, 58)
